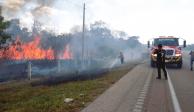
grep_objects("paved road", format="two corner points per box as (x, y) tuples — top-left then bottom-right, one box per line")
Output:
(168, 57), (194, 112)
(82, 56), (194, 112)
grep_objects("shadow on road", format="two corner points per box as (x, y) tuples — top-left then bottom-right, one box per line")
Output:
(166, 64), (182, 69)
(151, 64), (182, 70)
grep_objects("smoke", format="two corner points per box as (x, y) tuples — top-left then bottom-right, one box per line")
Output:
(0, 1), (147, 82)
(3, 0), (25, 13)
(2, 0), (56, 30)
(0, 19), (147, 82)
(2, 0), (55, 16)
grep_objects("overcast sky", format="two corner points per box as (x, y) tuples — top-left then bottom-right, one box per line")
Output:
(85, 0), (194, 44)
(2, 0), (194, 44)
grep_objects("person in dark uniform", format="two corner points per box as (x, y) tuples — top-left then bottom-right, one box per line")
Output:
(154, 44), (168, 80)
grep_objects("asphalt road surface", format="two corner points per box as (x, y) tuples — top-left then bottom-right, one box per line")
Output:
(81, 56), (194, 112)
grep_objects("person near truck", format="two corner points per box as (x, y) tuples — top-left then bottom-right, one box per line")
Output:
(189, 50), (194, 71)
(153, 44), (168, 80)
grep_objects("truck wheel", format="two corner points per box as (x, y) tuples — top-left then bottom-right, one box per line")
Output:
(151, 60), (155, 67)
(177, 62), (182, 68)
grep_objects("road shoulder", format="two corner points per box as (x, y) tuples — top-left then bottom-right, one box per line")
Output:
(81, 63), (152, 112)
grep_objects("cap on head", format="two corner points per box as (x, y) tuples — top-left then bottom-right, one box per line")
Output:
(158, 44), (162, 48)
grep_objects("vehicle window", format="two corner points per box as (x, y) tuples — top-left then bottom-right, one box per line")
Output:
(154, 38), (179, 46)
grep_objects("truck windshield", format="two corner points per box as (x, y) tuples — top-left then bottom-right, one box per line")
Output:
(154, 38), (179, 46)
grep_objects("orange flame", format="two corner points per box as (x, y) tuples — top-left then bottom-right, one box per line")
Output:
(0, 36), (72, 60)
(59, 45), (72, 60)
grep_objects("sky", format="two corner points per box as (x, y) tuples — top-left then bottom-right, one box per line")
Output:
(1, 0), (194, 44)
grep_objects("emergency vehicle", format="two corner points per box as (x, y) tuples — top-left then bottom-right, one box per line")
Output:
(148, 36), (186, 68)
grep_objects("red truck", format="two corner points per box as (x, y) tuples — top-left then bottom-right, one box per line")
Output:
(148, 36), (186, 68)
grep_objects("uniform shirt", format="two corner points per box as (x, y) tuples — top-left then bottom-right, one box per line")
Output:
(154, 49), (166, 64)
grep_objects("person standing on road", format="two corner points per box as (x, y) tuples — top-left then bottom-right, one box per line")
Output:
(189, 50), (194, 71)
(154, 44), (168, 80)
(119, 52), (124, 64)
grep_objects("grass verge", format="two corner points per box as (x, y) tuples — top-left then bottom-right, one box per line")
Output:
(0, 63), (137, 112)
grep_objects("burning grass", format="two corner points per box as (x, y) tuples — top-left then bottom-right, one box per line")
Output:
(0, 62), (137, 112)
(0, 36), (72, 60)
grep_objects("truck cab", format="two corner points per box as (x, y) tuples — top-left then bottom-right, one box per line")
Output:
(148, 36), (186, 68)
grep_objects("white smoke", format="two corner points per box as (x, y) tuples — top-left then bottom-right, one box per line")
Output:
(1, 0), (56, 31)
(1, 0), (84, 33)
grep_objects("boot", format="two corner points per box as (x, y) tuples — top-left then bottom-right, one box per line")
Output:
(156, 77), (161, 79)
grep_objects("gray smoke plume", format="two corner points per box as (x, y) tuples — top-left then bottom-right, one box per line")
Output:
(1, 0), (56, 30)
(2, 0), (54, 16)
(0, 1), (147, 82)
(0, 19), (147, 83)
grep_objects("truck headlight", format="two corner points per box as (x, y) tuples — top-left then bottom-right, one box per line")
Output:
(175, 54), (182, 57)
(151, 54), (157, 57)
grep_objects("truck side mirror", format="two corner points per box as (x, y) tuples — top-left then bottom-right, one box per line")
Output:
(183, 40), (186, 47)
(147, 41), (150, 48)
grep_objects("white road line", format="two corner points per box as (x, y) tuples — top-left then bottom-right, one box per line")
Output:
(132, 69), (152, 112)
(167, 71), (182, 112)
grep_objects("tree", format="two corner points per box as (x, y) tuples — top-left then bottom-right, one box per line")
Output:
(0, 16), (10, 46)
(126, 36), (141, 48)
(90, 21), (113, 38)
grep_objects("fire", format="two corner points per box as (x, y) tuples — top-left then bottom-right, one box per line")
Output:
(60, 45), (72, 60)
(0, 36), (72, 60)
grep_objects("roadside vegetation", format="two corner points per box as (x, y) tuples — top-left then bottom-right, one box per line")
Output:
(0, 15), (10, 45)
(0, 63), (137, 112)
